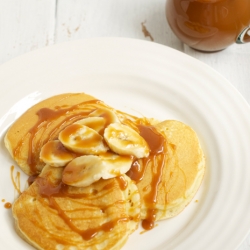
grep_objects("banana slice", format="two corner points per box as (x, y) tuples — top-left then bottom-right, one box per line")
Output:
(74, 117), (106, 133)
(104, 123), (150, 158)
(62, 152), (133, 187)
(58, 123), (108, 155)
(40, 140), (75, 167)
(73, 108), (120, 135)
(89, 108), (120, 125)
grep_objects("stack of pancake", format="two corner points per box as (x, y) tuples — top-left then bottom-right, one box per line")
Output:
(5, 93), (205, 250)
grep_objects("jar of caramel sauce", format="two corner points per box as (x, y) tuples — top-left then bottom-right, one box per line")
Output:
(166, 0), (250, 51)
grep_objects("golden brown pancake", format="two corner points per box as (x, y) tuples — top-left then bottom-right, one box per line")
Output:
(6, 92), (205, 242)
(4, 93), (112, 175)
(127, 120), (205, 229)
(12, 165), (141, 250)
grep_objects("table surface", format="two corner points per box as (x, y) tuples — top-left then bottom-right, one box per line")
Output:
(0, 0), (250, 249)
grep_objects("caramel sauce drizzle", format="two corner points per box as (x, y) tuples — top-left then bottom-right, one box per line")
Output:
(116, 175), (128, 191)
(41, 141), (74, 162)
(127, 125), (166, 230)
(13, 99), (102, 174)
(12, 98), (169, 234)
(127, 160), (145, 182)
(4, 165), (22, 209)
(27, 174), (39, 186)
(10, 165), (21, 195)
(35, 176), (129, 240)
(80, 217), (129, 241)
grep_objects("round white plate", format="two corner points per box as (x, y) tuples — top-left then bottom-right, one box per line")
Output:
(0, 38), (250, 250)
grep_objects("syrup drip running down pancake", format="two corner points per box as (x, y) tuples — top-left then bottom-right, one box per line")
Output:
(128, 120), (205, 228)
(5, 93), (107, 175)
(13, 166), (141, 250)
(5, 93), (205, 250)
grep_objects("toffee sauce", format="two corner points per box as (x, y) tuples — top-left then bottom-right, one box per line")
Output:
(14, 100), (169, 233)
(35, 118), (167, 232)
(13, 100), (103, 174)
(10, 165), (21, 195)
(4, 165), (22, 210)
(166, 0), (250, 51)
(40, 140), (75, 162)
(116, 175), (128, 191)
(127, 125), (166, 230)
(4, 202), (12, 209)
(35, 176), (130, 241)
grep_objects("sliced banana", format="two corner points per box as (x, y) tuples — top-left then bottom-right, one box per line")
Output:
(89, 108), (120, 126)
(58, 123), (108, 155)
(62, 152), (133, 187)
(74, 117), (106, 133)
(104, 123), (150, 158)
(73, 108), (120, 135)
(40, 140), (75, 167)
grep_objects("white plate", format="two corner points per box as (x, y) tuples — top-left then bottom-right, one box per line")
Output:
(0, 38), (250, 250)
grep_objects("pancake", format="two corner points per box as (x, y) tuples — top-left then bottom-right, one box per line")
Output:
(12, 165), (141, 250)
(6, 92), (205, 243)
(4, 93), (114, 175)
(126, 120), (205, 229)
(155, 120), (205, 217)
(4, 92), (158, 176)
